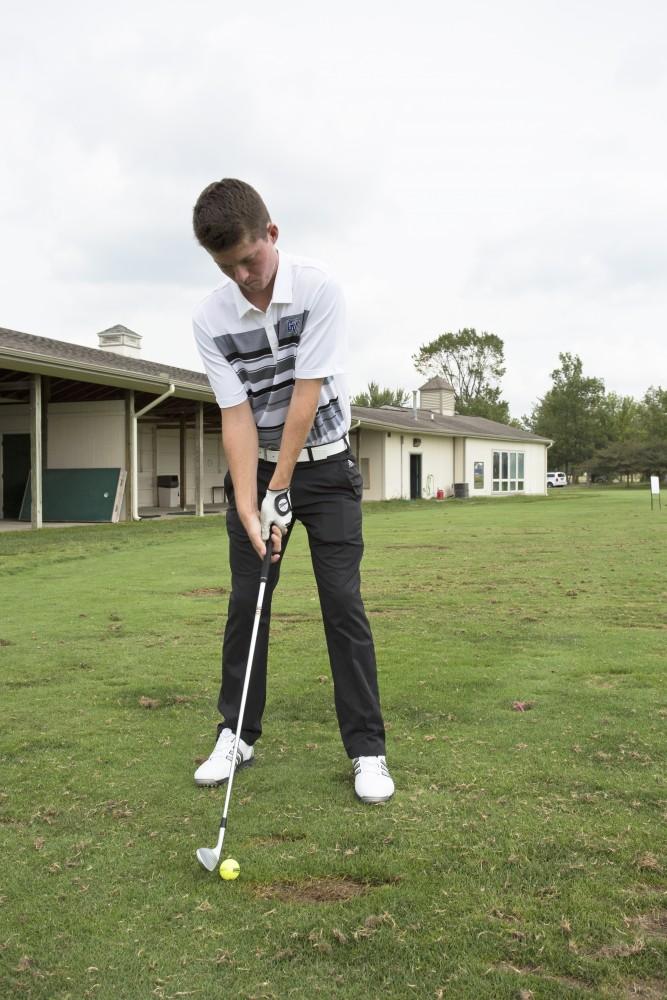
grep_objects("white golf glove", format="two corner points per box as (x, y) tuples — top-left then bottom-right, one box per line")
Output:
(260, 487), (292, 540)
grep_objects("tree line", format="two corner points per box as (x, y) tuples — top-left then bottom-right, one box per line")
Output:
(525, 353), (667, 482)
(351, 330), (666, 482)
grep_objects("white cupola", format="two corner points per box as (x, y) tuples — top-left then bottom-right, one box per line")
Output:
(419, 377), (456, 415)
(97, 324), (142, 358)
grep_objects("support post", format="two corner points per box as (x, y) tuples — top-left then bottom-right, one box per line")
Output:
(195, 402), (204, 517)
(125, 390), (136, 521)
(133, 385), (176, 520)
(179, 414), (187, 510)
(30, 374), (43, 529)
(41, 376), (49, 469)
(152, 425), (158, 506)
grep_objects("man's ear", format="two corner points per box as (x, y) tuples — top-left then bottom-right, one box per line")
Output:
(267, 222), (279, 244)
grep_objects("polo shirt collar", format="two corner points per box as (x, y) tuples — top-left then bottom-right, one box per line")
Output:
(231, 250), (293, 318)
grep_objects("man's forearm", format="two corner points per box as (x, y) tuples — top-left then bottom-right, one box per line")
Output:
(269, 379), (323, 489)
(221, 401), (259, 517)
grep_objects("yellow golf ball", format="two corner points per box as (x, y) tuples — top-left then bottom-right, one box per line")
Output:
(219, 858), (240, 881)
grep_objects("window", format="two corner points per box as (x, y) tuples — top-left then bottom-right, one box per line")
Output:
(360, 457), (370, 490)
(492, 451), (525, 493)
(473, 461), (484, 489)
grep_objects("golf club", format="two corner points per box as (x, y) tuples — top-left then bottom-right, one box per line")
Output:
(196, 535), (273, 872)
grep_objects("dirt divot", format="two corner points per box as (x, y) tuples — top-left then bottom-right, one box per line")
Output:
(622, 980), (666, 999)
(492, 963), (593, 993)
(254, 875), (398, 903)
(627, 911), (667, 939)
(182, 587), (227, 597)
(271, 613), (314, 623)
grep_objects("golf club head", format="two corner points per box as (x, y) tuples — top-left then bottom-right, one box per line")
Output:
(196, 847), (220, 872)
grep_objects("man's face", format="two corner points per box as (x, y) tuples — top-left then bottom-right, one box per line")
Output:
(209, 223), (279, 296)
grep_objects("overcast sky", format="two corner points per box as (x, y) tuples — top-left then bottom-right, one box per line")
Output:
(2, 0), (666, 418)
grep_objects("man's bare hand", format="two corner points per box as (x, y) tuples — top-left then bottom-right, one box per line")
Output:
(240, 511), (283, 563)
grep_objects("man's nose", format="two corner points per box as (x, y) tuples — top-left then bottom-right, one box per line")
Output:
(234, 266), (250, 284)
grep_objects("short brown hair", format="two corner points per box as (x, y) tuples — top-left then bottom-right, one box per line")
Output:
(192, 178), (271, 251)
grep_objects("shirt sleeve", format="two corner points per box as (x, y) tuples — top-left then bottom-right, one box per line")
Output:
(192, 317), (248, 408)
(294, 274), (346, 379)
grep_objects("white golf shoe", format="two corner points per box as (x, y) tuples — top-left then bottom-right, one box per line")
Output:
(194, 727), (254, 786)
(353, 755), (395, 803)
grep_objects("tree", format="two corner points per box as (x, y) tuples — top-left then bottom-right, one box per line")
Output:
(638, 386), (667, 441)
(457, 388), (511, 423)
(587, 440), (667, 485)
(596, 392), (643, 444)
(636, 441), (667, 480)
(411, 328), (509, 420)
(587, 441), (642, 485)
(351, 382), (409, 408)
(527, 353), (606, 475)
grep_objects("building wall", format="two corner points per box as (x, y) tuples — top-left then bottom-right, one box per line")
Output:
(385, 432), (454, 499)
(422, 435), (455, 496)
(149, 427), (226, 506)
(48, 401), (126, 468)
(464, 437), (547, 496)
(0, 400), (228, 517)
(45, 401), (127, 517)
(384, 433), (404, 499)
(356, 427), (455, 500)
(356, 426), (547, 500)
(1, 395), (548, 518)
(0, 405), (31, 435)
(453, 437), (465, 483)
(356, 429), (384, 501)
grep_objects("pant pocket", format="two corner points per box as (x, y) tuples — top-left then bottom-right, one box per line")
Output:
(343, 457), (363, 500)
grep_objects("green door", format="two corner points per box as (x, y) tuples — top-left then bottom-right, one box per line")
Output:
(2, 434), (31, 518)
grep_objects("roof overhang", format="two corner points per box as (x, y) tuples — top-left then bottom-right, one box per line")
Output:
(0, 345), (215, 403)
(353, 411), (552, 446)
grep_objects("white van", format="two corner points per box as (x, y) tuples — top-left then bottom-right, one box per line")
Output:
(547, 471), (567, 488)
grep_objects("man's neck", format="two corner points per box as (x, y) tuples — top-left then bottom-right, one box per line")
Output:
(244, 287), (273, 313)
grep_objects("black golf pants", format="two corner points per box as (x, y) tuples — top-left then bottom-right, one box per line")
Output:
(217, 450), (386, 758)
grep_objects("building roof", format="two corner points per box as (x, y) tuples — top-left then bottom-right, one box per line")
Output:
(419, 376), (455, 391)
(98, 323), (143, 339)
(0, 326), (211, 399)
(1, 325), (550, 445)
(351, 404), (551, 444)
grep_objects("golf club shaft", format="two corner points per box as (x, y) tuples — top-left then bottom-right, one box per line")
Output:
(214, 537), (274, 854)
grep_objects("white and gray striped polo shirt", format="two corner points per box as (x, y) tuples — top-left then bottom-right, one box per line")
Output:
(193, 252), (351, 449)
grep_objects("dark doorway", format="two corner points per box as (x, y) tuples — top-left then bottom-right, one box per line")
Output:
(2, 434), (31, 518)
(410, 453), (422, 500)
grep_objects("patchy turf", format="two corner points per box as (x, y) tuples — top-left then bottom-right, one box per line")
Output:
(1, 488), (665, 999)
(254, 876), (383, 903)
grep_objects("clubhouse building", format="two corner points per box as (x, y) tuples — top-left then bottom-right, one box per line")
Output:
(0, 325), (552, 528)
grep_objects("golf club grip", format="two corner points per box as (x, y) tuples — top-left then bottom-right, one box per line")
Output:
(260, 535), (273, 581)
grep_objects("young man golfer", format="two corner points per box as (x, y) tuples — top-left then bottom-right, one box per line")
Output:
(191, 178), (394, 803)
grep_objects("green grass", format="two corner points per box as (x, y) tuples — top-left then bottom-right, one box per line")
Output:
(1, 489), (665, 1000)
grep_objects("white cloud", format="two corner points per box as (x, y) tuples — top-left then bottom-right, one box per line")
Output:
(1, 0), (667, 417)
(468, 214), (667, 297)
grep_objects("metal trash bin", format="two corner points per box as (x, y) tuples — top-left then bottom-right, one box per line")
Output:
(157, 474), (180, 508)
(453, 482), (469, 499)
